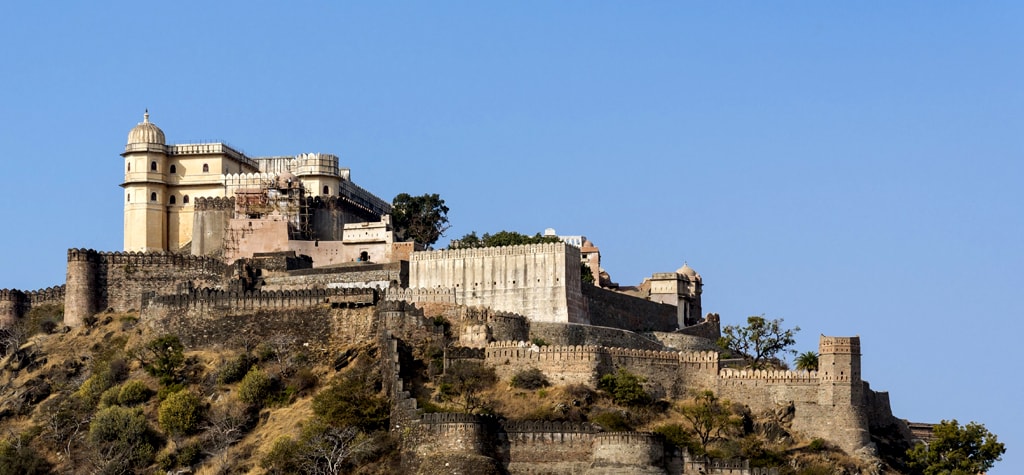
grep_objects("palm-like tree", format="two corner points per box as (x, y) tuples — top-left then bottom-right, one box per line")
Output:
(795, 351), (818, 371)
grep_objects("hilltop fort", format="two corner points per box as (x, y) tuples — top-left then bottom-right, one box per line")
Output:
(0, 113), (923, 474)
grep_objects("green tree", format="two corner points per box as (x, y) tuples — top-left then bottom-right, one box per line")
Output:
(450, 230), (560, 249)
(718, 315), (799, 369)
(581, 262), (595, 285)
(678, 391), (739, 454)
(906, 419), (1005, 475)
(597, 369), (651, 407)
(794, 351), (819, 371)
(390, 193), (450, 247)
(238, 366), (274, 406)
(312, 367), (390, 433)
(439, 360), (497, 413)
(88, 406), (159, 471)
(136, 334), (186, 385)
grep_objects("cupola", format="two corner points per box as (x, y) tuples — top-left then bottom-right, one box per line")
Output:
(127, 110), (166, 146)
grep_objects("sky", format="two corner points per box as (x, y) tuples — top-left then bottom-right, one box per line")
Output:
(1, 2), (1021, 471)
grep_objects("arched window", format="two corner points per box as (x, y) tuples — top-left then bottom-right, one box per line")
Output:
(202, 163), (209, 173)
(169, 196), (176, 205)
(183, 195), (189, 204)
(150, 161), (157, 171)
(169, 164), (176, 174)
(150, 192), (157, 201)
(323, 185), (330, 195)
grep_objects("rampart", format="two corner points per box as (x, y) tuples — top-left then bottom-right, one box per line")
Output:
(144, 287), (376, 311)
(384, 287), (457, 304)
(485, 341), (719, 397)
(261, 261), (407, 291)
(65, 248), (229, 327)
(408, 242), (587, 324)
(192, 197), (235, 257)
(0, 285), (65, 328)
(531, 321), (667, 351)
(583, 284), (677, 332)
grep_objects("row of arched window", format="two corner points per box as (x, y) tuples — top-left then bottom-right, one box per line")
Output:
(125, 193), (191, 205)
(128, 162), (210, 174)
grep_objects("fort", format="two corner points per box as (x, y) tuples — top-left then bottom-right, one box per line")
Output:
(0, 113), (921, 474)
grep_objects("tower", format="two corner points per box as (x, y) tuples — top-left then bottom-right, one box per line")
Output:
(121, 110), (169, 252)
(648, 263), (703, 328)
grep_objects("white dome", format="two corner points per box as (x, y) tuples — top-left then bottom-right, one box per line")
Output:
(127, 110), (165, 145)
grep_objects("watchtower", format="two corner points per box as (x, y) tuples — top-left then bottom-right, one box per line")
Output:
(121, 110), (169, 252)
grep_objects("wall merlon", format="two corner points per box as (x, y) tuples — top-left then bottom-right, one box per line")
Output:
(719, 367), (819, 383)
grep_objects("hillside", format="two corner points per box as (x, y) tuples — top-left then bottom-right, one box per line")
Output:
(0, 295), (917, 475)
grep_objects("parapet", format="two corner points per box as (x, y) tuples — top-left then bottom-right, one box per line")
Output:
(820, 335), (861, 355)
(410, 242), (572, 261)
(193, 196), (235, 211)
(66, 248), (228, 273)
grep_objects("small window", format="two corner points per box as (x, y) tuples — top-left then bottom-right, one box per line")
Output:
(150, 161), (157, 171)
(183, 195), (189, 204)
(323, 185), (330, 195)
(127, 162), (131, 172)
(202, 163), (209, 173)
(126, 194), (130, 202)
(150, 192), (157, 201)
(169, 196), (176, 205)
(169, 164), (177, 174)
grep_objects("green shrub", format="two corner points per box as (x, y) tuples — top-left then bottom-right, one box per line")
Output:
(655, 423), (693, 449)
(175, 441), (204, 467)
(589, 410), (632, 431)
(157, 382), (187, 401)
(597, 369), (651, 407)
(530, 337), (549, 347)
(313, 369), (389, 432)
(511, 367), (549, 390)
(118, 380), (153, 406)
(0, 437), (52, 475)
(260, 436), (301, 474)
(137, 335), (185, 385)
(218, 354), (255, 384)
(288, 367), (318, 394)
(76, 367), (118, 406)
(88, 406), (157, 469)
(99, 385), (122, 407)
(238, 366), (273, 405)
(808, 438), (827, 451)
(159, 390), (204, 437)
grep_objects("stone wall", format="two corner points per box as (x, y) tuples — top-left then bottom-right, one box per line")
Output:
(645, 331), (721, 352)
(531, 322), (666, 351)
(191, 197), (234, 257)
(676, 313), (722, 340)
(0, 285), (65, 328)
(64, 249), (229, 327)
(260, 262), (407, 291)
(584, 284), (677, 332)
(407, 243), (587, 324)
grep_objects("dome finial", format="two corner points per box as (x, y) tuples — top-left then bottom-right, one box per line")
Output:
(144, 109), (150, 123)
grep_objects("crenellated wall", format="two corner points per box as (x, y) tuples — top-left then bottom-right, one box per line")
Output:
(64, 248), (229, 327)
(407, 242), (587, 324)
(0, 285), (65, 328)
(144, 287), (376, 311)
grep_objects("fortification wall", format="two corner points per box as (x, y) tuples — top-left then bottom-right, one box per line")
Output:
(676, 313), (722, 340)
(0, 285), (65, 328)
(500, 421), (595, 473)
(485, 341), (719, 397)
(590, 432), (666, 475)
(191, 197), (234, 257)
(408, 243), (587, 324)
(530, 321), (666, 351)
(645, 331), (721, 353)
(64, 249), (228, 327)
(583, 284), (677, 332)
(383, 287), (456, 304)
(261, 262), (407, 291)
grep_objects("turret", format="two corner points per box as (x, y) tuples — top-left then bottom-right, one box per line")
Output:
(65, 248), (101, 327)
(121, 110), (169, 252)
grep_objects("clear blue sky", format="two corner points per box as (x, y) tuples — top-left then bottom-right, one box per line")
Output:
(1, 2), (1020, 471)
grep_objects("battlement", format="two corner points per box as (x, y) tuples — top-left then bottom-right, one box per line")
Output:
(486, 340), (718, 366)
(193, 196), (235, 211)
(719, 367), (818, 383)
(820, 335), (861, 355)
(592, 431), (661, 445)
(384, 287), (458, 304)
(147, 287), (377, 310)
(411, 242), (571, 261)
(66, 248), (228, 272)
(167, 142), (257, 169)
(500, 420), (596, 433)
